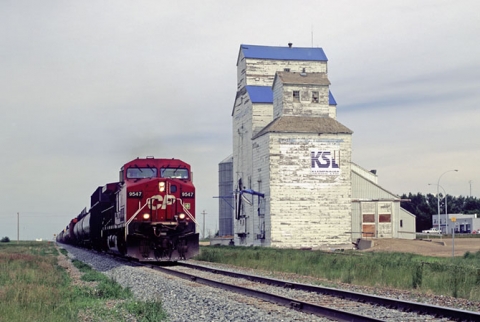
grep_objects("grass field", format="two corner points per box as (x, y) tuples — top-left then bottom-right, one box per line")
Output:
(4, 240), (479, 321)
(196, 245), (480, 301)
(0, 241), (167, 322)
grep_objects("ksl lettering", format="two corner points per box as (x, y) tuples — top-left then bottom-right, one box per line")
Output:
(311, 151), (339, 169)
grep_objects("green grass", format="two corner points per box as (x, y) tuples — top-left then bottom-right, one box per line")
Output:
(0, 241), (167, 322)
(196, 245), (480, 301)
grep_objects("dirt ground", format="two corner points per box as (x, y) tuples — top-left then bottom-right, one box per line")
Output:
(360, 238), (480, 257)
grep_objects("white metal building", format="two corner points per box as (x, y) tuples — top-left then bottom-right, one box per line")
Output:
(432, 213), (480, 234)
(351, 163), (416, 240)
(219, 44), (416, 249)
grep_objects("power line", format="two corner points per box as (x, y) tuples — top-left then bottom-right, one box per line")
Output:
(0, 212), (71, 218)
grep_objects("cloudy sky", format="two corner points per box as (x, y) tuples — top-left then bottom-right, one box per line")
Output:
(1, 0), (478, 240)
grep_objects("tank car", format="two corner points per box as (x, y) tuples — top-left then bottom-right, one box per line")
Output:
(57, 157), (199, 261)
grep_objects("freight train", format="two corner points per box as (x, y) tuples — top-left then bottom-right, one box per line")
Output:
(56, 157), (199, 261)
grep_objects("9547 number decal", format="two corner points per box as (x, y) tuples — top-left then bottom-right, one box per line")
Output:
(181, 192), (194, 198)
(128, 191), (143, 198)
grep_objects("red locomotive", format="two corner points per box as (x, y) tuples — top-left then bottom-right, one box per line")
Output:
(57, 157), (199, 261)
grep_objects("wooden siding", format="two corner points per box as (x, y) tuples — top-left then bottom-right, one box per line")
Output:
(267, 133), (352, 248)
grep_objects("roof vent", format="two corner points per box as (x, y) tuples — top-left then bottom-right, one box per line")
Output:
(370, 170), (377, 175)
(288, 43), (292, 48)
(300, 68), (307, 76)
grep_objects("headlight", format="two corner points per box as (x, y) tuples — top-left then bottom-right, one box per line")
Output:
(178, 213), (186, 220)
(142, 213), (150, 220)
(159, 182), (165, 192)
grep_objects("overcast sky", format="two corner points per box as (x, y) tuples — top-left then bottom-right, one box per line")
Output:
(1, 1), (478, 240)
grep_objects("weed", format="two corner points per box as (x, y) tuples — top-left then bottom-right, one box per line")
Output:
(0, 242), (167, 321)
(196, 245), (480, 301)
(124, 300), (168, 321)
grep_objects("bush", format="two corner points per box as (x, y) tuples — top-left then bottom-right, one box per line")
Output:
(1, 236), (10, 242)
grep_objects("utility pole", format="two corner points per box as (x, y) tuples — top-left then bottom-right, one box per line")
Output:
(17, 212), (19, 243)
(436, 170), (458, 233)
(202, 210), (207, 239)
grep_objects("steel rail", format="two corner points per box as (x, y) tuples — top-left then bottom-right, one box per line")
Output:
(178, 262), (480, 322)
(151, 264), (382, 322)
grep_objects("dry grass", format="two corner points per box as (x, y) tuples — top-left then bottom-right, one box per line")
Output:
(0, 241), (167, 322)
(197, 242), (480, 300)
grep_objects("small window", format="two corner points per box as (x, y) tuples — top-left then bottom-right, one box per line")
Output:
(312, 91), (319, 103)
(379, 214), (391, 223)
(161, 167), (189, 179)
(400, 220), (403, 228)
(363, 214), (375, 223)
(284, 68), (290, 72)
(293, 90), (300, 102)
(126, 167), (157, 179)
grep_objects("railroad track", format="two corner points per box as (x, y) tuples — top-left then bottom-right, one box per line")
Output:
(65, 246), (480, 321)
(143, 261), (480, 322)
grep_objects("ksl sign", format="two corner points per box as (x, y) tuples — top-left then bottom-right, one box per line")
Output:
(310, 150), (341, 175)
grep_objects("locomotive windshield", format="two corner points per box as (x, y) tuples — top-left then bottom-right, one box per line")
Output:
(161, 167), (189, 179)
(126, 167), (157, 179)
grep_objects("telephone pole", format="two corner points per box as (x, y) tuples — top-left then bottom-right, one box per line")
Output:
(202, 210), (207, 239)
(17, 212), (19, 243)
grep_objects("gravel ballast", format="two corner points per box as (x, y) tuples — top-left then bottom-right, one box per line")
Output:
(60, 245), (330, 322)
(60, 244), (479, 321)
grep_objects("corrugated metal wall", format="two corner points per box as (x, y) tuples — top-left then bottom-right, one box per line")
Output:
(351, 202), (362, 240)
(351, 170), (416, 240)
(351, 171), (396, 199)
(218, 156), (234, 236)
(398, 208), (416, 239)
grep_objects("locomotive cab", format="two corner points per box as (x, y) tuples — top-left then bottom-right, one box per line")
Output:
(105, 157), (199, 261)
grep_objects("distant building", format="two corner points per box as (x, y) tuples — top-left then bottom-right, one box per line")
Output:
(432, 213), (480, 233)
(216, 44), (416, 249)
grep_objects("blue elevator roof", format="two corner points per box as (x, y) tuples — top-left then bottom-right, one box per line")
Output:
(246, 86), (272, 103)
(329, 91), (337, 105)
(246, 86), (337, 105)
(240, 44), (328, 61)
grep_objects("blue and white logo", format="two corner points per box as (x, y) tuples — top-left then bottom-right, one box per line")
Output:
(311, 150), (340, 175)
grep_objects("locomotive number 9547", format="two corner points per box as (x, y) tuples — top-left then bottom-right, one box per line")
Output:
(56, 156), (200, 262)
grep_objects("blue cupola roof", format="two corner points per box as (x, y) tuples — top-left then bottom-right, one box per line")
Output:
(240, 44), (328, 62)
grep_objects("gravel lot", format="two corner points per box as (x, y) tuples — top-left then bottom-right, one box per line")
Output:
(360, 237), (480, 257)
